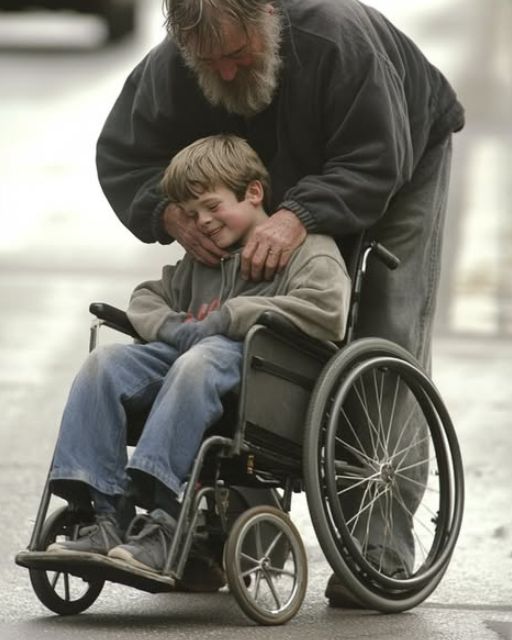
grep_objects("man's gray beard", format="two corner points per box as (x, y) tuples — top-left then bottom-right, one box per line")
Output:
(181, 20), (282, 117)
(195, 54), (281, 117)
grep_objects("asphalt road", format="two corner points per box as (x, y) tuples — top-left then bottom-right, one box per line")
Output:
(1, 1), (511, 638)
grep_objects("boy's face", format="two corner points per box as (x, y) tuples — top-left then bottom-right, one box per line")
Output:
(180, 182), (265, 248)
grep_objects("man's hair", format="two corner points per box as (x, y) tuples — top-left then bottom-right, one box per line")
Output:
(164, 0), (272, 52)
(162, 134), (271, 208)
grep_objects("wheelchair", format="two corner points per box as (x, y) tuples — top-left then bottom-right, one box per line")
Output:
(15, 236), (464, 625)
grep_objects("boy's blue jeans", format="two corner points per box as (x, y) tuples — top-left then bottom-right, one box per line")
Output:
(50, 336), (243, 498)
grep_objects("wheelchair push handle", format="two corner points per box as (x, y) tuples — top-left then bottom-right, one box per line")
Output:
(370, 241), (400, 270)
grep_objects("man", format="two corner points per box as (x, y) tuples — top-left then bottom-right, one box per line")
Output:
(96, 0), (464, 605)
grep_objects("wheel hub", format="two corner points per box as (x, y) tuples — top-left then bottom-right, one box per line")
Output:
(379, 462), (395, 485)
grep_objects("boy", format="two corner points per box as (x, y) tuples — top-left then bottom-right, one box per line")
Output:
(46, 134), (351, 575)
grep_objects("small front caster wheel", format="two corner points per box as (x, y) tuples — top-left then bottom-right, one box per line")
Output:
(29, 507), (104, 615)
(224, 506), (307, 625)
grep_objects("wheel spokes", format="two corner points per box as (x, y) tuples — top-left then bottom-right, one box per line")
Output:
(50, 571), (61, 589)
(321, 356), (455, 585)
(235, 515), (303, 617)
(262, 568), (282, 609)
(63, 573), (71, 601)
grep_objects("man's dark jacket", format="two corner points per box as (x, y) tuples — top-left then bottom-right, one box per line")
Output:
(96, 0), (465, 244)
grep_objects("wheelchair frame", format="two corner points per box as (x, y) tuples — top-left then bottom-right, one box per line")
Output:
(16, 237), (464, 625)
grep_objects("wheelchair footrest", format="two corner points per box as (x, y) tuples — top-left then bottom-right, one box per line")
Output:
(15, 550), (176, 594)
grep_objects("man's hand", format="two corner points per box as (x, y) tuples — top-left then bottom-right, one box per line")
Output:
(163, 203), (227, 266)
(241, 209), (307, 281)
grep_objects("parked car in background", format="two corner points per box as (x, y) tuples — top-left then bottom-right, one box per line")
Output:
(0, 0), (137, 42)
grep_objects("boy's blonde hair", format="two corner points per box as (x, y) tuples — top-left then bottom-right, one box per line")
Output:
(161, 134), (270, 208)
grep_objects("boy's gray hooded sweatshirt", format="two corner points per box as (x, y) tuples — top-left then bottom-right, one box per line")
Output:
(127, 235), (350, 344)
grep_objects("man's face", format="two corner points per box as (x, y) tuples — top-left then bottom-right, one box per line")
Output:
(181, 13), (282, 117)
(180, 183), (264, 248)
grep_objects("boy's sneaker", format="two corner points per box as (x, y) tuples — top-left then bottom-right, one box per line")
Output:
(108, 509), (176, 573)
(46, 514), (122, 556)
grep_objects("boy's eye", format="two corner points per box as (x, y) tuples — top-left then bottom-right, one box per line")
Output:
(208, 203), (219, 212)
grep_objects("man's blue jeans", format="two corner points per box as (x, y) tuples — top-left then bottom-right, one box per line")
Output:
(50, 336), (244, 498)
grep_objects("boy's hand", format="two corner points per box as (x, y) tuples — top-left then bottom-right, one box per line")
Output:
(241, 209), (306, 282)
(163, 203), (228, 266)
(167, 310), (230, 354)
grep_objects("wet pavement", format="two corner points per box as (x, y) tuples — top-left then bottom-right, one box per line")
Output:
(0, 1), (511, 638)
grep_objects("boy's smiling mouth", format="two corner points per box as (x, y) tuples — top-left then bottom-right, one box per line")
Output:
(207, 226), (224, 237)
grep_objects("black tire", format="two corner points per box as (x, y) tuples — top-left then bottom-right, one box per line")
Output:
(29, 507), (104, 615)
(224, 506), (307, 625)
(303, 338), (464, 612)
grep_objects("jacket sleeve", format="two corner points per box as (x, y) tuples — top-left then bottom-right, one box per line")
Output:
(223, 253), (351, 342)
(126, 265), (188, 342)
(280, 51), (414, 236)
(96, 40), (213, 244)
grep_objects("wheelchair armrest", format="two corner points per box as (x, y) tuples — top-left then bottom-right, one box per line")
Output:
(89, 302), (142, 340)
(256, 311), (338, 360)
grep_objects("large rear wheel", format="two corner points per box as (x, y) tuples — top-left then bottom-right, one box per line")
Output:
(304, 338), (464, 612)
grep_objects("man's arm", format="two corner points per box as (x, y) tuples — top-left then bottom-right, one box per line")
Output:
(241, 51), (414, 281)
(96, 44), (176, 244)
(278, 52), (414, 238)
(96, 38), (225, 265)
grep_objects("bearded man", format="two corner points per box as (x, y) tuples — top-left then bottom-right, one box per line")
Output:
(96, 0), (464, 605)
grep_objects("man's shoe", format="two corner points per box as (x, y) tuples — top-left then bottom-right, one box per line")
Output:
(366, 544), (411, 579)
(46, 514), (123, 556)
(108, 509), (176, 573)
(325, 544), (411, 608)
(325, 573), (366, 609)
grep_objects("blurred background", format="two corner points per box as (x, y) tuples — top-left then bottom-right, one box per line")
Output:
(1, 0), (511, 623)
